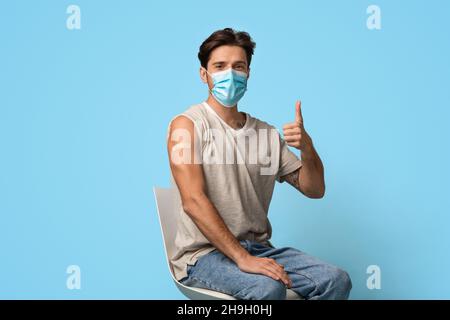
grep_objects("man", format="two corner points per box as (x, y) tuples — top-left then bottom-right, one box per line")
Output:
(166, 28), (352, 300)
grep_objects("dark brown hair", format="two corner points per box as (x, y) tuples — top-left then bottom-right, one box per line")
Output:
(198, 28), (256, 69)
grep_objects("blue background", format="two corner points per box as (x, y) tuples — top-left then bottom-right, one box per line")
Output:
(1, 0), (449, 299)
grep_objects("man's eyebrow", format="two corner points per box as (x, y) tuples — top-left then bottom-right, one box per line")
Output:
(211, 60), (247, 65)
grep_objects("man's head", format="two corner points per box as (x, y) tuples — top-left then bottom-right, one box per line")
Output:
(199, 28), (256, 87)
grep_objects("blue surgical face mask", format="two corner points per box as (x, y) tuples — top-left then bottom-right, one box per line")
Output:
(205, 67), (248, 108)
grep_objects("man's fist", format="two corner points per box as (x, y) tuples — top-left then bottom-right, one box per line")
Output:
(282, 100), (313, 151)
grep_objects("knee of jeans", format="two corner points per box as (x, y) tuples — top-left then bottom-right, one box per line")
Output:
(327, 267), (352, 298)
(243, 277), (287, 300)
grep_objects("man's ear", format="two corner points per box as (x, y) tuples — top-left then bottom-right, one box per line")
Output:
(199, 67), (208, 84)
(247, 67), (251, 80)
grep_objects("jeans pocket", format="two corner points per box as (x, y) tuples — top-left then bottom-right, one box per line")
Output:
(186, 261), (199, 277)
(186, 264), (193, 276)
(179, 265), (194, 284)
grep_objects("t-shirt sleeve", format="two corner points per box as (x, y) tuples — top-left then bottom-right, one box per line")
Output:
(275, 135), (302, 183)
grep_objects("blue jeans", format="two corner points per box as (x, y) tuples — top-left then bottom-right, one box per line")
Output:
(180, 240), (352, 300)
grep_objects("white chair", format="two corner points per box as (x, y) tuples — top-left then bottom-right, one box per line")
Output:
(153, 186), (303, 300)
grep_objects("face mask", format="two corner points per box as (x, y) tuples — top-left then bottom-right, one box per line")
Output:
(205, 68), (248, 107)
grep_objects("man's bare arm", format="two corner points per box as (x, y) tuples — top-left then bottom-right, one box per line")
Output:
(168, 115), (291, 287)
(280, 168), (301, 191)
(280, 144), (325, 198)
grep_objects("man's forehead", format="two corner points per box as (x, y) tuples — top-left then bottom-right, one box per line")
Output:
(209, 46), (248, 64)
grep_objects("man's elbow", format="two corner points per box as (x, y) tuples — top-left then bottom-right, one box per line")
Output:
(303, 186), (325, 199)
(307, 191), (325, 199)
(181, 192), (207, 217)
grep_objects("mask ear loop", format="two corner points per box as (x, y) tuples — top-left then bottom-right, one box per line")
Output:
(202, 67), (213, 79)
(202, 67), (220, 105)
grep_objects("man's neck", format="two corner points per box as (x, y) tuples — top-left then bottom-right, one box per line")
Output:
(206, 95), (246, 129)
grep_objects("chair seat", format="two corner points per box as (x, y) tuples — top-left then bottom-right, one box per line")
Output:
(175, 279), (303, 300)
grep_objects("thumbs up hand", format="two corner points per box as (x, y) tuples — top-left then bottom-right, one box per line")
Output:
(282, 100), (313, 152)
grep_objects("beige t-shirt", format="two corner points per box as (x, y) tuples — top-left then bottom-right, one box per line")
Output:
(166, 101), (302, 281)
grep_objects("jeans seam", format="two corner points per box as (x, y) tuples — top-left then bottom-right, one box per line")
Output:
(233, 279), (287, 300)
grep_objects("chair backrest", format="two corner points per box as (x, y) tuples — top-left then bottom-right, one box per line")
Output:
(153, 186), (180, 278)
(153, 186), (238, 299)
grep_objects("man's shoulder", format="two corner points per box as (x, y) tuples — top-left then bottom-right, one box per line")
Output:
(167, 102), (209, 133)
(248, 113), (278, 131)
(170, 102), (206, 123)
(175, 103), (206, 121)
